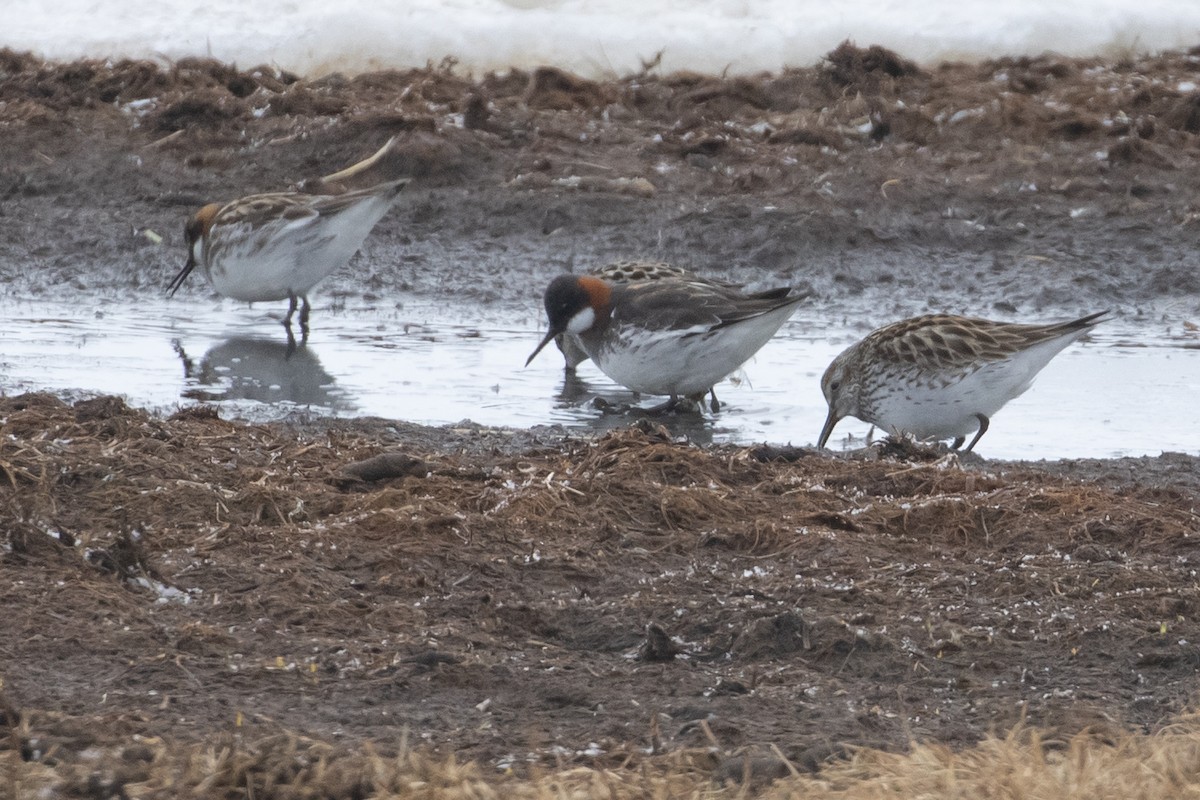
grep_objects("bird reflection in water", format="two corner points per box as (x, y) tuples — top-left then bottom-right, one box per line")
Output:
(174, 337), (354, 411)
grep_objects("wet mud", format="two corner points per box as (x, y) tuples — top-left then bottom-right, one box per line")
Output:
(2, 44), (1200, 793)
(4, 46), (1200, 320)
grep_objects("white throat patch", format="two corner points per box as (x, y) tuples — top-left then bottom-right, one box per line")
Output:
(566, 306), (596, 334)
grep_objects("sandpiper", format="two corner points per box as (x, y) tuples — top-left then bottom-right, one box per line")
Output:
(817, 311), (1109, 452)
(168, 177), (410, 337)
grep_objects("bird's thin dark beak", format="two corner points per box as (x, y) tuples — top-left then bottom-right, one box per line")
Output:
(525, 329), (560, 367)
(166, 249), (195, 297)
(817, 406), (841, 449)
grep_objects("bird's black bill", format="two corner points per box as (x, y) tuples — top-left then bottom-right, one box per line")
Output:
(817, 407), (841, 449)
(166, 252), (195, 297)
(525, 329), (560, 367)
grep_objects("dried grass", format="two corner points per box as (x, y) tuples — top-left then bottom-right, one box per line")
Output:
(762, 720), (1200, 799)
(6, 717), (1200, 799)
(7, 43), (1200, 164)
(4, 394), (1200, 787)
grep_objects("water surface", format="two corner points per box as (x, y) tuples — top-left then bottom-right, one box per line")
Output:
(0, 296), (1194, 460)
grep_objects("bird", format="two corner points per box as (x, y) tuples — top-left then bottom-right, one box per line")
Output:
(554, 260), (782, 369)
(526, 274), (807, 412)
(554, 261), (792, 410)
(167, 177), (410, 338)
(817, 310), (1109, 453)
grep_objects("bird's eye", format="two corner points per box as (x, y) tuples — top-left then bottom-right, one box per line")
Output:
(829, 380), (841, 392)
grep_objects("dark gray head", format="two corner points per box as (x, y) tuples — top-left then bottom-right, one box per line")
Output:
(525, 275), (611, 366)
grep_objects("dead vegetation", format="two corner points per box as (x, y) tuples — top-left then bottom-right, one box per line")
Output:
(4, 40), (1200, 796)
(6, 707), (1200, 798)
(3, 42), (1200, 319)
(5, 42), (1200, 177)
(2, 392), (1200, 795)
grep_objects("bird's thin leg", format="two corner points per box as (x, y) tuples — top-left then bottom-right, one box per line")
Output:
(962, 414), (990, 453)
(297, 297), (312, 338)
(950, 436), (965, 450)
(708, 388), (721, 413)
(298, 295), (311, 339)
(283, 292), (299, 332)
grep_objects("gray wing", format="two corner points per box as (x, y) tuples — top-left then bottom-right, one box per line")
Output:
(613, 279), (803, 334)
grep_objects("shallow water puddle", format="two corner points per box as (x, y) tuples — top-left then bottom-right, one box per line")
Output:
(0, 296), (1195, 460)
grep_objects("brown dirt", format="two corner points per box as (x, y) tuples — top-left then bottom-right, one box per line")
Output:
(3, 46), (1200, 318)
(2, 43), (1200, 796)
(2, 392), (1200, 794)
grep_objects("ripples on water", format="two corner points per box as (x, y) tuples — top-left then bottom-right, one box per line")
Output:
(0, 296), (1195, 460)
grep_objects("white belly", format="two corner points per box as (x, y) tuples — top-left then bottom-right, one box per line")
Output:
(868, 336), (1079, 440)
(871, 381), (997, 440)
(587, 303), (797, 397)
(593, 332), (736, 397)
(207, 246), (349, 302)
(205, 196), (395, 302)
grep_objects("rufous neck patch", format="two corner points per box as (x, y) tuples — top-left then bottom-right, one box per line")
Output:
(577, 275), (612, 314)
(195, 203), (222, 234)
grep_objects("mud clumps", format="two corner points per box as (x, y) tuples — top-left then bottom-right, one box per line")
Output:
(0, 50), (294, 114)
(3, 393), (1200, 777)
(263, 86), (350, 118)
(823, 40), (923, 91)
(5, 45), (1200, 327)
(525, 66), (610, 110)
(4, 38), (1200, 791)
(5, 42), (1194, 159)
(1107, 135), (1173, 167)
(1162, 92), (1200, 134)
(334, 451), (431, 485)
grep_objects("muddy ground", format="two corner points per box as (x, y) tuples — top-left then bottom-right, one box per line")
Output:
(4, 45), (1200, 320)
(1, 44), (1200, 794)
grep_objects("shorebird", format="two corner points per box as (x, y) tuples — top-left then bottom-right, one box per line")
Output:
(527, 273), (806, 412)
(554, 261), (791, 410)
(168, 177), (409, 337)
(817, 311), (1109, 452)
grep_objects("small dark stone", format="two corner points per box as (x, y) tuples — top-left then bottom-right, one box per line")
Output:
(638, 623), (681, 662)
